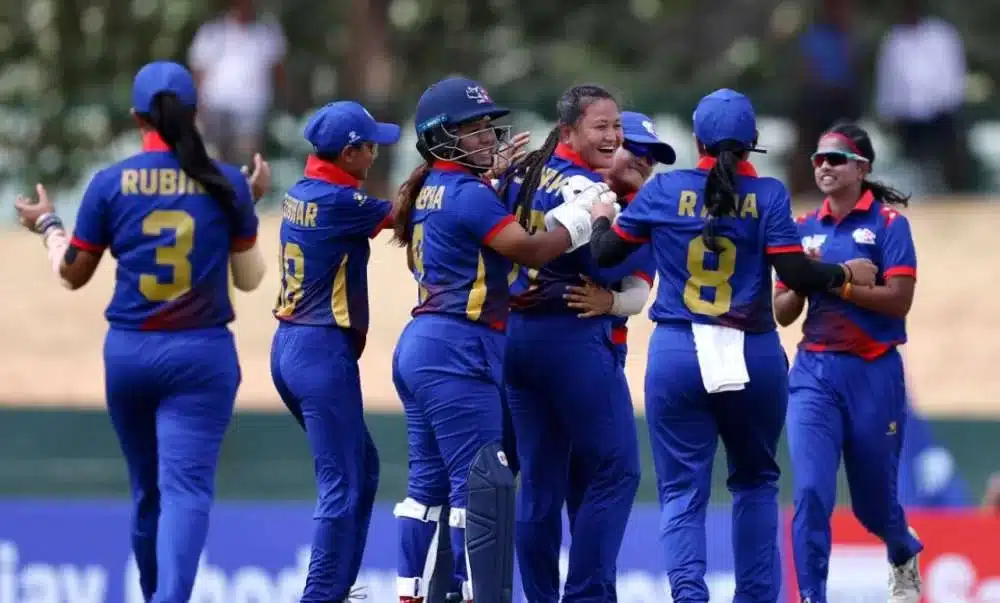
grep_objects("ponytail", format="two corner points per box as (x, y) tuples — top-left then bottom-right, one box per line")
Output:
(702, 144), (743, 253)
(503, 127), (560, 228)
(862, 179), (910, 207)
(392, 161), (432, 246)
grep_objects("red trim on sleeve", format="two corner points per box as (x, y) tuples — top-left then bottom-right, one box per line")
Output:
(230, 234), (257, 252)
(370, 214), (394, 239)
(775, 280), (788, 290)
(612, 223), (648, 244)
(766, 244), (803, 254)
(632, 271), (653, 286)
(483, 214), (516, 244)
(70, 235), (105, 253)
(884, 266), (916, 279)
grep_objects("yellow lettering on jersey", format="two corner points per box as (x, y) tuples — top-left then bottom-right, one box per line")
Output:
(281, 195), (318, 228)
(678, 191), (760, 220)
(415, 185), (444, 211)
(331, 254), (351, 328)
(678, 190), (698, 217)
(539, 167), (566, 194)
(121, 169), (205, 196)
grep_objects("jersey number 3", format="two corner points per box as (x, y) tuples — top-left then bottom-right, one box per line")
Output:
(139, 210), (194, 302)
(684, 235), (736, 317)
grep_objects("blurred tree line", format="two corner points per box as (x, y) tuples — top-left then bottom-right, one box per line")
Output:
(2, 0), (999, 195)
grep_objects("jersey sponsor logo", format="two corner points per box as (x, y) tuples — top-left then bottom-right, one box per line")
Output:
(852, 228), (876, 245)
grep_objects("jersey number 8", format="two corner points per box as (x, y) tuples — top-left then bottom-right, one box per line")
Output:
(276, 242), (305, 317)
(139, 210), (194, 302)
(683, 235), (737, 317)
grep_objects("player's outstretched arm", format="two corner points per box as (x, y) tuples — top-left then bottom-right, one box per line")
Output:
(14, 184), (101, 290)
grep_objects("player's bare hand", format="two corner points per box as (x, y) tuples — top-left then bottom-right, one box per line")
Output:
(843, 258), (877, 287)
(241, 153), (271, 203)
(485, 131), (531, 180)
(564, 275), (614, 318)
(14, 184), (54, 231)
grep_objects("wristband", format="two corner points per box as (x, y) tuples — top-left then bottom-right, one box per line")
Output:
(34, 212), (63, 236)
(839, 282), (853, 300)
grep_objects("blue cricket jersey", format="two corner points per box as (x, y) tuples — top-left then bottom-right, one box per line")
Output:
(613, 157), (802, 332)
(408, 161), (515, 332)
(71, 131), (259, 330)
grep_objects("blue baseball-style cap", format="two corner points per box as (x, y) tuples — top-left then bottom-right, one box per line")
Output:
(414, 76), (510, 135)
(132, 61), (198, 114)
(692, 88), (763, 151)
(621, 111), (676, 165)
(304, 101), (401, 154)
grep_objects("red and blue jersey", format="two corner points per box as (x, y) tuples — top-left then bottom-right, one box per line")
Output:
(408, 161), (515, 331)
(273, 156), (393, 352)
(613, 157), (802, 332)
(776, 190), (917, 359)
(504, 144), (642, 317)
(71, 131), (259, 330)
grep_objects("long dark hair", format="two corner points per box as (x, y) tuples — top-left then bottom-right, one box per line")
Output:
(824, 121), (910, 207)
(701, 140), (747, 252)
(499, 84), (619, 228)
(392, 159), (432, 247)
(138, 92), (236, 212)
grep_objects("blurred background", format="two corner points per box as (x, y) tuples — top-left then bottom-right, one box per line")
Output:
(1, 0), (999, 601)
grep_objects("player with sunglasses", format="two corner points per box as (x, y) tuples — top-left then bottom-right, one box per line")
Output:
(773, 121), (923, 603)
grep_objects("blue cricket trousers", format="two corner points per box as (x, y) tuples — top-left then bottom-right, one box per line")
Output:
(104, 326), (239, 603)
(645, 323), (787, 603)
(787, 349), (923, 602)
(270, 322), (380, 602)
(393, 314), (508, 597)
(505, 313), (641, 603)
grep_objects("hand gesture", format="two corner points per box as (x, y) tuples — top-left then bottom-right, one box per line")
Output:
(14, 184), (54, 232)
(241, 153), (271, 203)
(843, 258), (878, 287)
(564, 274), (614, 318)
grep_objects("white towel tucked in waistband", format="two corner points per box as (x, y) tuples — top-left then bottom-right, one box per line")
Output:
(691, 323), (750, 394)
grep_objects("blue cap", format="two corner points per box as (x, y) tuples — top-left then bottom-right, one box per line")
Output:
(132, 61), (198, 114)
(303, 101), (401, 154)
(692, 88), (759, 150)
(621, 111), (676, 165)
(414, 76), (510, 135)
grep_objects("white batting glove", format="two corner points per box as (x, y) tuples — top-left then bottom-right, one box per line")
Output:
(544, 202), (593, 252)
(560, 176), (617, 211)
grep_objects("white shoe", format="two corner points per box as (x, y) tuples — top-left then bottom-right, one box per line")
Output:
(888, 527), (922, 603)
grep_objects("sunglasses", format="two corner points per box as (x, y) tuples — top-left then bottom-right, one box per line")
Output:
(623, 141), (654, 162)
(810, 150), (868, 168)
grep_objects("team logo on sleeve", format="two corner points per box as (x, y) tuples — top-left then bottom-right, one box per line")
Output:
(852, 228), (876, 245)
(353, 191), (368, 205)
(466, 86), (492, 104)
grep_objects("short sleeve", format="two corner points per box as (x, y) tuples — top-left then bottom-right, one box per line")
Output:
(881, 211), (917, 280)
(224, 166), (259, 251)
(763, 186), (803, 255)
(630, 245), (656, 286)
(71, 170), (111, 253)
(332, 188), (393, 238)
(453, 181), (516, 244)
(613, 178), (661, 243)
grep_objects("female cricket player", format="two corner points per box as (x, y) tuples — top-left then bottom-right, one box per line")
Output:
(588, 89), (877, 603)
(390, 75), (603, 603)
(270, 100), (401, 602)
(773, 121), (923, 603)
(498, 85), (644, 603)
(14, 61), (268, 603)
